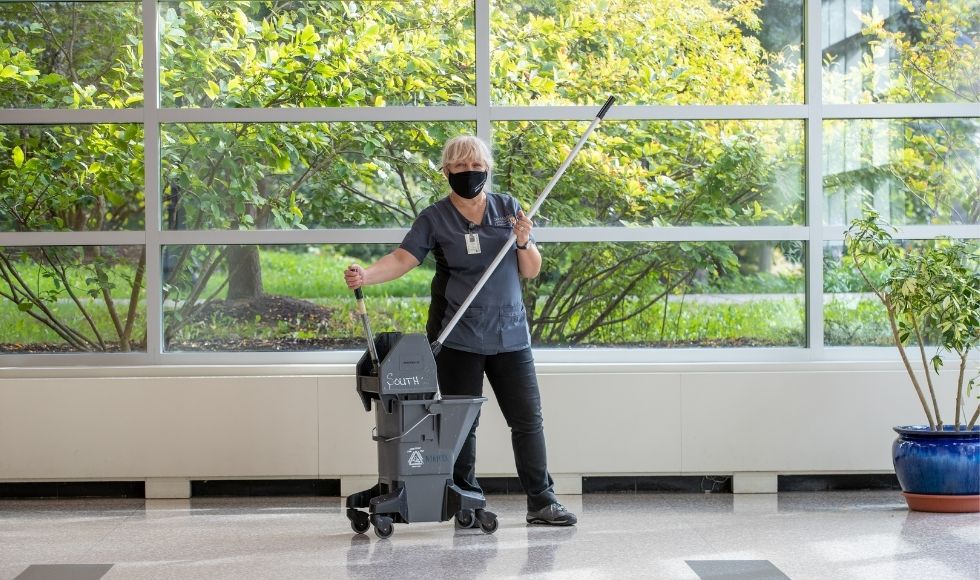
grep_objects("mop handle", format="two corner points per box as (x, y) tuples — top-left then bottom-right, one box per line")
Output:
(353, 286), (381, 370)
(431, 96), (616, 354)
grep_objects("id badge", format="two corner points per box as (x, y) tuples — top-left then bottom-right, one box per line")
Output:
(465, 232), (482, 254)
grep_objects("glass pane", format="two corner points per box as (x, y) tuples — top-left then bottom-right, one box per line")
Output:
(491, 0), (803, 105)
(823, 240), (889, 346)
(161, 121), (472, 230)
(823, 118), (979, 226)
(0, 245), (146, 353)
(494, 120), (804, 226)
(159, 1), (475, 108)
(162, 243), (417, 352)
(822, 0), (979, 104)
(0, 1), (143, 109)
(0, 124), (145, 231)
(533, 241), (805, 347)
(824, 239), (980, 346)
(162, 241), (805, 352)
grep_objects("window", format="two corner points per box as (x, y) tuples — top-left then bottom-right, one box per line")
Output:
(1, 124), (144, 231)
(0, 0), (975, 360)
(162, 243), (410, 352)
(824, 239), (980, 346)
(0, 245), (145, 352)
(822, 0), (979, 104)
(0, 1), (142, 109)
(161, 122), (472, 230)
(529, 241), (805, 347)
(492, 0), (804, 105)
(494, 120), (804, 226)
(159, 1), (475, 108)
(823, 118), (978, 226)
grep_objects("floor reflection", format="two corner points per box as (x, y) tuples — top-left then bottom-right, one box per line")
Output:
(344, 526), (499, 579)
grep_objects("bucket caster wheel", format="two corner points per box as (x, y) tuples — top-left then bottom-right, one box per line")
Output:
(475, 509), (498, 534)
(371, 514), (394, 539)
(454, 508), (477, 529)
(350, 516), (370, 534)
(348, 509), (370, 534)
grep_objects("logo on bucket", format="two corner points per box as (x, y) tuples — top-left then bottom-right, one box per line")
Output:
(407, 447), (424, 468)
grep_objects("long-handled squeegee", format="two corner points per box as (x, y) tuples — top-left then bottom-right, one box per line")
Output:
(430, 96), (616, 356)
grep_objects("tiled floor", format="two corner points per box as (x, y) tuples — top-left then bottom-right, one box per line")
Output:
(1, 491), (977, 579)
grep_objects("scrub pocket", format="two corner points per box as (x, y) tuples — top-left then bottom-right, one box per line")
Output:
(500, 306), (530, 350)
(448, 306), (484, 351)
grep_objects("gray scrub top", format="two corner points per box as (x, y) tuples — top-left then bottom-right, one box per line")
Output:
(400, 192), (532, 355)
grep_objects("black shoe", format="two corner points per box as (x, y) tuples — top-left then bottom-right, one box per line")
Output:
(526, 502), (577, 526)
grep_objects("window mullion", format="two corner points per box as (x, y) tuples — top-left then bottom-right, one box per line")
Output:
(144, 0), (163, 360)
(805, 0), (825, 359)
(475, 0), (491, 145)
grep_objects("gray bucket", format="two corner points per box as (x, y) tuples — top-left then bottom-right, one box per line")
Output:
(347, 332), (492, 534)
(375, 395), (485, 479)
(373, 395), (485, 523)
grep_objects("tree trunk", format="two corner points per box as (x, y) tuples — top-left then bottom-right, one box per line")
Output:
(226, 245), (263, 300)
(757, 243), (772, 274)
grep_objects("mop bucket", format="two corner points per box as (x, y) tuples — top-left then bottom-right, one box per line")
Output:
(346, 331), (493, 538)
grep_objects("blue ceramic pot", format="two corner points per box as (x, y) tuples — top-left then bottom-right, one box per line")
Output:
(892, 425), (980, 495)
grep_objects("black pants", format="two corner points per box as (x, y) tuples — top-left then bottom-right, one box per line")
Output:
(435, 346), (557, 511)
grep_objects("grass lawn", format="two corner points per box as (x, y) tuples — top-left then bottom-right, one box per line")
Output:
(0, 250), (893, 351)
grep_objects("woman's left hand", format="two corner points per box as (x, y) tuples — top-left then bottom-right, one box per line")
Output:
(513, 210), (533, 245)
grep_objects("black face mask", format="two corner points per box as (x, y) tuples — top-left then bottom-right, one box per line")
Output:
(447, 170), (488, 199)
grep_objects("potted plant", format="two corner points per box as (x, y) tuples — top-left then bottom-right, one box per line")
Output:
(845, 210), (979, 512)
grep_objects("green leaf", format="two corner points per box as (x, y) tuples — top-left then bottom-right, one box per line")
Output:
(205, 80), (221, 100)
(17, 301), (33, 312)
(299, 23), (319, 45)
(233, 8), (249, 35)
(12, 146), (24, 168)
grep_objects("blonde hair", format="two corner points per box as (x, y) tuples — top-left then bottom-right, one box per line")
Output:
(440, 136), (493, 173)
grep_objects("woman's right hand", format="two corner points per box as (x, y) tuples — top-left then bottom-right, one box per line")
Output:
(345, 264), (366, 289)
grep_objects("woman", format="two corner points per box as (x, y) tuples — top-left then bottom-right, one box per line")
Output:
(343, 135), (576, 526)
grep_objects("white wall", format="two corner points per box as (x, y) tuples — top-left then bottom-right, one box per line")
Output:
(0, 361), (959, 494)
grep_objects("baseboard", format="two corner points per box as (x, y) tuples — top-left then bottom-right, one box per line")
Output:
(0, 481), (145, 499)
(583, 475), (734, 493)
(778, 474), (900, 492)
(191, 479), (341, 497)
(0, 474), (901, 498)
(476, 476), (524, 494)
